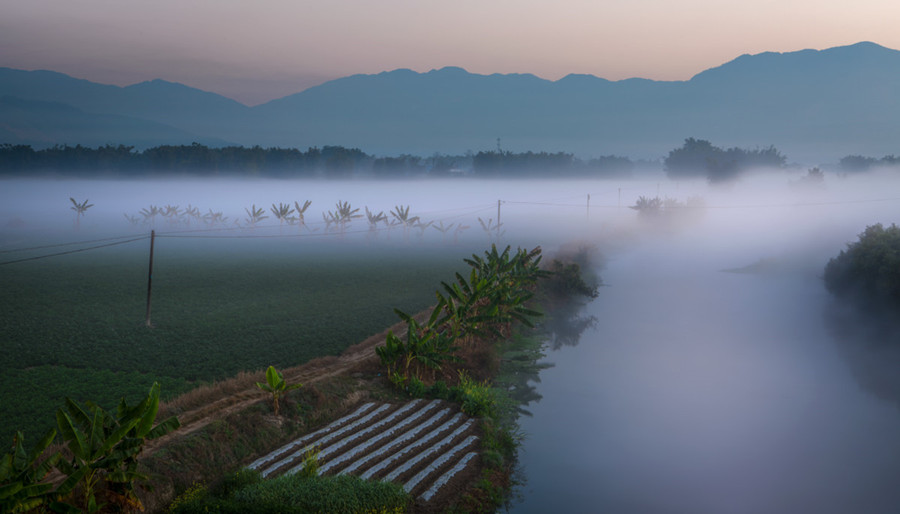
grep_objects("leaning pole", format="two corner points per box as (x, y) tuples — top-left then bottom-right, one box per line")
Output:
(145, 229), (155, 328)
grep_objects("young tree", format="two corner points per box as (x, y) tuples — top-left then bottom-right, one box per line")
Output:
(255, 366), (302, 416)
(69, 198), (93, 230)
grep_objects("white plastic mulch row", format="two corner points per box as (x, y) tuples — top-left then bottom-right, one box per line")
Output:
(338, 407), (453, 476)
(248, 399), (481, 503)
(419, 451), (478, 501)
(246, 402), (376, 471)
(403, 436), (479, 493)
(314, 399), (430, 464)
(318, 399), (442, 474)
(280, 403), (393, 476)
(359, 413), (469, 480)
(381, 418), (475, 482)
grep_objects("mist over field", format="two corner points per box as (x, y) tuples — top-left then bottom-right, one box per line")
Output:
(3, 168), (900, 512)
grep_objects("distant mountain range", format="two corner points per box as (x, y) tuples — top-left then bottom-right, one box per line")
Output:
(1, 41), (899, 163)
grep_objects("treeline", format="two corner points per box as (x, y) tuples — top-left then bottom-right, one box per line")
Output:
(838, 154), (900, 173)
(0, 143), (638, 179)
(664, 138), (787, 182)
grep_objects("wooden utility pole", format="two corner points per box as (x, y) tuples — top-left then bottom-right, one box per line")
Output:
(587, 194), (591, 221)
(145, 230), (155, 328)
(496, 199), (501, 239)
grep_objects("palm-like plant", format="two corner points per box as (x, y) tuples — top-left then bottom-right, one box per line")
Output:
(0, 429), (61, 513)
(182, 204), (201, 226)
(162, 205), (181, 226)
(139, 205), (161, 227)
(203, 209), (228, 227)
(390, 205), (419, 242)
(477, 217), (504, 241)
(69, 198), (93, 229)
(376, 309), (458, 381)
(332, 200), (362, 235)
(255, 366), (302, 416)
(630, 195), (662, 217)
(54, 382), (179, 512)
(244, 204), (268, 226)
(293, 200), (312, 231)
(432, 221), (456, 243)
(270, 202), (295, 225)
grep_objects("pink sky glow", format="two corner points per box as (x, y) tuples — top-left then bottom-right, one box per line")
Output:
(1, 0), (898, 105)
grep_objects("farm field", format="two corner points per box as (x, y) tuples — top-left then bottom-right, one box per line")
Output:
(0, 237), (474, 442)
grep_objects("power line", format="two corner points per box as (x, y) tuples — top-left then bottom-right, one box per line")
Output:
(0, 236), (149, 266)
(0, 233), (148, 254)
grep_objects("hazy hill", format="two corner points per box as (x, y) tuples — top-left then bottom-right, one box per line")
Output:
(0, 68), (249, 143)
(2, 42), (899, 162)
(0, 96), (228, 149)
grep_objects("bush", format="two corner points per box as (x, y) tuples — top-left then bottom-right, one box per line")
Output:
(824, 223), (900, 306)
(232, 473), (409, 513)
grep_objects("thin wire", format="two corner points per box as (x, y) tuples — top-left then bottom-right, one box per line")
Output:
(0, 236), (149, 266)
(0, 233), (148, 254)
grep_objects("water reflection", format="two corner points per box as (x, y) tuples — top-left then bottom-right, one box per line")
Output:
(826, 301), (900, 409)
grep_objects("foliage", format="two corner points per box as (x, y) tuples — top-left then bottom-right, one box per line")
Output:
(664, 137), (785, 182)
(0, 429), (60, 513)
(543, 259), (600, 300)
(824, 223), (900, 306)
(376, 308), (458, 382)
(255, 366), (302, 416)
(53, 381), (180, 512)
(0, 143), (642, 179)
(169, 472), (409, 514)
(452, 371), (497, 419)
(0, 244), (465, 441)
(296, 445), (320, 479)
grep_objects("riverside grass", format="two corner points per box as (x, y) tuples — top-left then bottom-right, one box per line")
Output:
(0, 239), (471, 442)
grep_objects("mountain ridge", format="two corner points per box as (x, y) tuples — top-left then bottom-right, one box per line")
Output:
(1, 41), (898, 162)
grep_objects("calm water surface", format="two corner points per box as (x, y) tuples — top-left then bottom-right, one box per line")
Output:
(511, 238), (900, 514)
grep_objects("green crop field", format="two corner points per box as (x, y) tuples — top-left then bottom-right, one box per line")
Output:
(0, 237), (473, 442)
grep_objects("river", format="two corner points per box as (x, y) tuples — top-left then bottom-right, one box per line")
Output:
(510, 228), (900, 513)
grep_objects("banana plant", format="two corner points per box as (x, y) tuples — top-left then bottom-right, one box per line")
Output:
(255, 366), (302, 416)
(182, 204), (201, 226)
(432, 221), (456, 243)
(0, 429), (60, 513)
(69, 198), (93, 230)
(377, 309), (457, 381)
(139, 205), (161, 227)
(390, 205), (419, 242)
(477, 217), (504, 241)
(203, 209), (228, 227)
(270, 202), (294, 225)
(53, 382), (180, 513)
(244, 204), (268, 226)
(365, 207), (386, 231)
(331, 200), (362, 235)
(293, 200), (312, 231)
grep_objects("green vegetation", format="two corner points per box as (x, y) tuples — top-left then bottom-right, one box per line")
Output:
(824, 223), (900, 307)
(0, 143), (639, 178)
(0, 382), (179, 513)
(168, 469), (410, 514)
(255, 366), (302, 416)
(665, 137), (786, 182)
(0, 241), (468, 442)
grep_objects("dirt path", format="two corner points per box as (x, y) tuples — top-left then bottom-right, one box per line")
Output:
(145, 312), (423, 454)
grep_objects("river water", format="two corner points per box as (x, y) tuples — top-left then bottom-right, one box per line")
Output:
(510, 232), (900, 513)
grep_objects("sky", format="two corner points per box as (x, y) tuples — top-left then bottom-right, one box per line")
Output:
(1, 0), (898, 106)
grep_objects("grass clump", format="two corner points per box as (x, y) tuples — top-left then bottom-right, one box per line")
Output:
(168, 470), (410, 514)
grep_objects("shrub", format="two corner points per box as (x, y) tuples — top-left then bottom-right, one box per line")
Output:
(824, 223), (900, 306)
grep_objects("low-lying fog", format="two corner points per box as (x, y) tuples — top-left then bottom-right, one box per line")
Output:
(3, 169), (900, 512)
